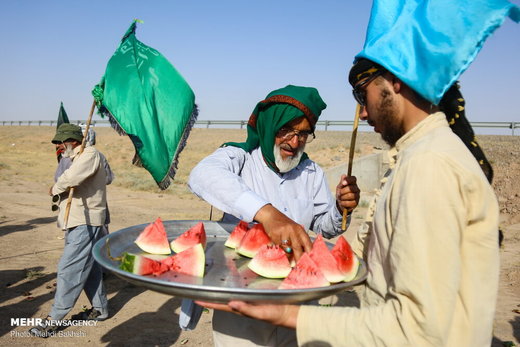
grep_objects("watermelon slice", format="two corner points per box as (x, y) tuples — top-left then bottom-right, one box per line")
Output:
(309, 234), (347, 283)
(279, 253), (330, 289)
(248, 245), (291, 278)
(161, 243), (206, 277)
(170, 222), (207, 253)
(135, 217), (171, 254)
(119, 252), (169, 276)
(224, 220), (249, 249)
(331, 236), (359, 282)
(236, 223), (271, 258)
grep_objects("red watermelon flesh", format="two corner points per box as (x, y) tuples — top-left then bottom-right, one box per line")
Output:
(161, 243), (205, 277)
(236, 223), (271, 258)
(135, 217), (171, 255)
(119, 252), (169, 276)
(248, 245), (291, 278)
(309, 234), (347, 283)
(331, 236), (359, 282)
(224, 220), (249, 249)
(170, 222), (207, 253)
(279, 253), (330, 289)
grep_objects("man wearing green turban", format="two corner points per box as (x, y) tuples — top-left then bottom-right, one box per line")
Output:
(188, 85), (360, 346)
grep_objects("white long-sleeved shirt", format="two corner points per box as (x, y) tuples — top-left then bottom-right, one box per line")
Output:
(188, 146), (347, 238)
(297, 113), (500, 346)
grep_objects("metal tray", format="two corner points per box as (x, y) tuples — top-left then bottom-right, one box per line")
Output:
(93, 220), (367, 304)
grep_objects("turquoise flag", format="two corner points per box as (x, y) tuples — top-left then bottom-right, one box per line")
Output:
(356, 0), (520, 104)
(57, 102), (70, 128)
(92, 21), (198, 189)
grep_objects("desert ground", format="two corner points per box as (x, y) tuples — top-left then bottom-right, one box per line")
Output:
(0, 126), (518, 346)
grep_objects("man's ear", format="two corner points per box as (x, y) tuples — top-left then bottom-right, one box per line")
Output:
(391, 76), (402, 94)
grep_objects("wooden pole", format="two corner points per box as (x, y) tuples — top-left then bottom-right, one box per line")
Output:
(341, 104), (361, 231)
(62, 100), (97, 231)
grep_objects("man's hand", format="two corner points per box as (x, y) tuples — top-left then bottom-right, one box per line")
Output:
(254, 204), (312, 261)
(195, 300), (299, 329)
(336, 175), (360, 214)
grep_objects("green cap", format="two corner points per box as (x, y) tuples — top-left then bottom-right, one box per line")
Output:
(52, 123), (84, 144)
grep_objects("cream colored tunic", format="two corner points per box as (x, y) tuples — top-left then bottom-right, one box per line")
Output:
(52, 146), (107, 229)
(297, 113), (499, 346)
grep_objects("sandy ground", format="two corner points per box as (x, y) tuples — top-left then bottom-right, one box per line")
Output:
(0, 127), (518, 346)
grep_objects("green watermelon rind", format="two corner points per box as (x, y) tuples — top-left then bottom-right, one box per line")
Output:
(119, 252), (136, 273)
(119, 252), (166, 276)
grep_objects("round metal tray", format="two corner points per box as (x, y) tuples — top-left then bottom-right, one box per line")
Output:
(93, 220), (367, 304)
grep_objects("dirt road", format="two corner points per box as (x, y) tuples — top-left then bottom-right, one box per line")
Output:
(0, 127), (518, 346)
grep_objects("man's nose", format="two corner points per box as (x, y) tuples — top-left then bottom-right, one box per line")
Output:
(359, 105), (368, 120)
(288, 134), (300, 147)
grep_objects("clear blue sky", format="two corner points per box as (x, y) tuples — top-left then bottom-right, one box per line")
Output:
(0, 1), (518, 134)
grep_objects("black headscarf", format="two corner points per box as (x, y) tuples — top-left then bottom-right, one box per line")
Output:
(438, 82), (493, 183)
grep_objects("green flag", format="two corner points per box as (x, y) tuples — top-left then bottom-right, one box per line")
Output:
(92, 21), (198, 189)
(57, 102), (70, 128)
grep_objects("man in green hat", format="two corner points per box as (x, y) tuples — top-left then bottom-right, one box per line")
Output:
(51, 123), (83, 182)
(188, 85), (360, 346)
(30, 123), (111, 337)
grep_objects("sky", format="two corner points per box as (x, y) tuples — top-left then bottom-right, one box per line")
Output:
(0, 0), (518, 135)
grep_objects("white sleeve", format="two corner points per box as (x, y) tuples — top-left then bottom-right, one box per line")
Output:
(188, 147), (269, 222)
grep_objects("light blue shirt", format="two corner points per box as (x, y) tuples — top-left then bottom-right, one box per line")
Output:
(188, 146), (348, 239)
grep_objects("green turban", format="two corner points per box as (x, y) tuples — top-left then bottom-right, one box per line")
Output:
(224, 85), (327, 173)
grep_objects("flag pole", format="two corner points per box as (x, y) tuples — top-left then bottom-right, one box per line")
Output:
(341, 104), (361, 231)
(62, 100), (97, 231)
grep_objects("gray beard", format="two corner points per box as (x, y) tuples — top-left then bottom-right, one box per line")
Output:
(273, 144), (304, 173)
(62, 144), (75, 158)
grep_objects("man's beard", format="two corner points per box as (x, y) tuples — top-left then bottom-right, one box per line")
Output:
(62, 144), (75, 158)
(377, 87), (405, 147)
(273, 143), (305, 173)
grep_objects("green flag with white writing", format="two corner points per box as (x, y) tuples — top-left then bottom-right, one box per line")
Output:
(92, 21), (198, 189)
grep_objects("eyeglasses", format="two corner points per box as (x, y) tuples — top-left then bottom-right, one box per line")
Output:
(352, 70), (385, 106)
(276, 127), (315, 143)
(51, 194), (61, 211)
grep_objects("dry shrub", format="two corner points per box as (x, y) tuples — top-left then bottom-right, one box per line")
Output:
(0, 126), (518, 223)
